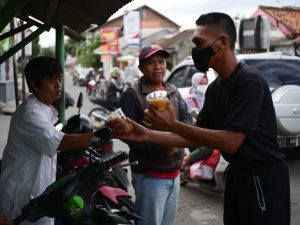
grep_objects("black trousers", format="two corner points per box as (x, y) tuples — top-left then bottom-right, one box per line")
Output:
(224, 160), (290, 225)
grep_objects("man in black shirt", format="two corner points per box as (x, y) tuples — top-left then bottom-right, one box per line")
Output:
(109, 12), (290, 225)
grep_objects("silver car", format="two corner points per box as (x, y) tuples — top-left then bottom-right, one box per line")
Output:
(167, 52), (300, 159)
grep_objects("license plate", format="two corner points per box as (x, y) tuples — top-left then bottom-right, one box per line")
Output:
(277, 137), (299, 148)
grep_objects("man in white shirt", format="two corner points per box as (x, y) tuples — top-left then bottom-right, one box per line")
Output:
(0, 57), (103, 225)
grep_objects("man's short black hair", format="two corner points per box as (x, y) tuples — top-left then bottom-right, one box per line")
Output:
(196, 12), (236, 50)
(24, 56), (62, 93)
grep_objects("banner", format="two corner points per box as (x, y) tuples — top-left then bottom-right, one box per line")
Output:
(99, 28), (119, 54)
(123, 10), (141, 47)
(100, 28), (118, 43)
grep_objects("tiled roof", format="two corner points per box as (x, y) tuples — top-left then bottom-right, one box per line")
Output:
(253, 6), (300, 36)
(152, 29), (194, 49)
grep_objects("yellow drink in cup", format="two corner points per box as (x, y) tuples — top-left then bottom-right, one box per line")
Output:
(146, 91), (177, 155)
(146, 90), (168, 112)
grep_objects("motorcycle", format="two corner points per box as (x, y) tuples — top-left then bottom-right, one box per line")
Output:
(87, 78), (97, 96)
(180, 108), (229, 193)
(12, 150), (143, 225)
(88, 96), (116, 129)
(58, 92), (131, 191)
(96, 77), (107, 100)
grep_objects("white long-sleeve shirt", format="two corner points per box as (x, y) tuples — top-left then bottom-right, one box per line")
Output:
(0, 94), (64, 225)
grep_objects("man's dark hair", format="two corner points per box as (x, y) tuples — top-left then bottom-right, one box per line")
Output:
(24, 56), (62, 93)
(196, 12), (236, 50)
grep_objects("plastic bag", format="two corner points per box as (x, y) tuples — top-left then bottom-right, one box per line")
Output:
(189, 150), (220, 180)
(190, 160), (214, 180)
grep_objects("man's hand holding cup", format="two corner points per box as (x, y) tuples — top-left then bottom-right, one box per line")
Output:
(107, 108), (133, 136)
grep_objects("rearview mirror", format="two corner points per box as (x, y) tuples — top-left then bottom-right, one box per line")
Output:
(77, 92), (83, 109)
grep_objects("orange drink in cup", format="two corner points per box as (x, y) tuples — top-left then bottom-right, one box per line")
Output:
(146, 90), (168, 112)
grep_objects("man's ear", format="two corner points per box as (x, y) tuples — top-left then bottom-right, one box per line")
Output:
(220, 35), (229, 49)
(138, 64), (143, 73)
(30, 80), (38, 92)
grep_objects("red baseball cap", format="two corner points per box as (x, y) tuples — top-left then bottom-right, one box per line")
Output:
(139, 45), (170, 64)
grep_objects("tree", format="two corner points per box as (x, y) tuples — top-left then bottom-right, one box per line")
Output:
(65, 37), (78, 57)
(40, 47), (55, 57)
(0, 26), (10, 55)
(32, 36), (41, 57)
(77, 36), (102, 69)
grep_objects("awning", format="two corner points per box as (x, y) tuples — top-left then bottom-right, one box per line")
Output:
(0, 0), (133, 34)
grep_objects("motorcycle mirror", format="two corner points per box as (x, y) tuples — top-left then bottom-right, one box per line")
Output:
(77, 92), (83, 114)
(92, 127), (112, 146)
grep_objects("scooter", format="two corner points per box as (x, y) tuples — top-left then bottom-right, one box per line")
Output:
(12, 151), (143, 225)
(180, 153), (229, 193)
(87, 78), (97, 96)
(88, 96), (116, 129)
(180, 108), (229, 193)
(58, 92), (131, 191)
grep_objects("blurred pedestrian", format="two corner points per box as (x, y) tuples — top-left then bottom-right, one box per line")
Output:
(85, 68), (96, 94)
(185, 72), (208, 113)
(96, 68), (106, 99)
(106, 67), (124, 107)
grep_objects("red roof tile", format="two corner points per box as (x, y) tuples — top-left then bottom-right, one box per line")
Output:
(258, 6), (300, 35)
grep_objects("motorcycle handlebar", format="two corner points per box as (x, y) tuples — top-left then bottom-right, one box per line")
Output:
(102, 151), (128, 168)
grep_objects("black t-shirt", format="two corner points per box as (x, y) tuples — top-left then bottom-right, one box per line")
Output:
(197, 63), (286, 164)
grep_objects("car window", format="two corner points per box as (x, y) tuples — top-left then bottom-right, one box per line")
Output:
(244, 59), (300, 88)
(167, 67), (188, 88)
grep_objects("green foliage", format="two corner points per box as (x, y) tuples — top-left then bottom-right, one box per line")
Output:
(0, 26), (10, 55)
(32, 36), (41, 57)
(40, 47), (55, 57)
(77, 37), (102, 69)
(65, 38), (78, 57)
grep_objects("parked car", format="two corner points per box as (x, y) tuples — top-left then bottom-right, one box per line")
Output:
(165, 58), (217, 99)
(167, 52), (300, 159)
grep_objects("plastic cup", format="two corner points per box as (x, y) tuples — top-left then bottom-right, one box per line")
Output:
(146, 90), (168, 112)
(108, 108), (132, 134)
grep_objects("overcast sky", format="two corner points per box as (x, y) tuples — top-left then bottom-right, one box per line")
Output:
(39, 0), (300, 47)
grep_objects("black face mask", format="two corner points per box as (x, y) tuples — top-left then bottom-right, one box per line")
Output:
(192, 39), (218, 72)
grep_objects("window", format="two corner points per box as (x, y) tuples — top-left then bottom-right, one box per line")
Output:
(244, 59), (300, 88)
(167, 67), (188, 88)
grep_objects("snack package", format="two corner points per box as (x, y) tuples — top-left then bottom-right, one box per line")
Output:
(108, 108), (132, 134)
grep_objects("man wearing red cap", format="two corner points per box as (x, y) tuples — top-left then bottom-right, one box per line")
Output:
(118, 45), (192, 225)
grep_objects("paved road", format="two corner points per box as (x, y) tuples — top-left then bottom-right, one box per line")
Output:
(1, 71), (300, 225)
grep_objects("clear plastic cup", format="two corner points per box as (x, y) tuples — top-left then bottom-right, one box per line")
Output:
(146, 90), (168, 112)
(108, 108), (132, 134)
